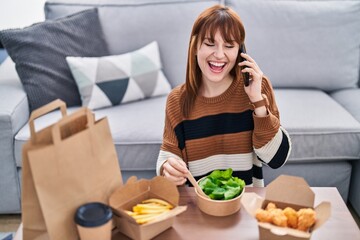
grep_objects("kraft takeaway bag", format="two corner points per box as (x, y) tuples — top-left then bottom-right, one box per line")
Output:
(22, 99), (122, 240)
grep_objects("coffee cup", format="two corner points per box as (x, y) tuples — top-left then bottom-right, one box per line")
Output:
(75, 202), (113, 240)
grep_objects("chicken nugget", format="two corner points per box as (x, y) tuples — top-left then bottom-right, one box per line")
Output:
(270, 208), (288, 227)
(266, 202), (277, 211)
(297, 208), (316, 231)
(283, 207), (298, 229)
(255, 209), (272, 223)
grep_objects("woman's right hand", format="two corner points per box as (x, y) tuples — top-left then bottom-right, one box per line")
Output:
(162, 157), (188, 186)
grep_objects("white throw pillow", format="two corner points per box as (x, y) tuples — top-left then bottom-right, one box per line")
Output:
(66, 41), (171, 110)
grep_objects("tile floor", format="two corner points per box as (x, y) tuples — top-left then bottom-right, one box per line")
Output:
(0, 214), (21, 232)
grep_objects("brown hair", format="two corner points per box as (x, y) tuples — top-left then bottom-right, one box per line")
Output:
(182, 5), (246, 118)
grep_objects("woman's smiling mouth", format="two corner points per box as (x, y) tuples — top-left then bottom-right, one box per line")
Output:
(208, 61), (227, 73)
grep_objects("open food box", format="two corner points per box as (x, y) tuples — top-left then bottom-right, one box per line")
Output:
(109, 176), (187, 240)
(241, 175), (331, 240)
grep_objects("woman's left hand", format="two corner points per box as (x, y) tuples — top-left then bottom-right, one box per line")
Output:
(238, 53), (263, 102)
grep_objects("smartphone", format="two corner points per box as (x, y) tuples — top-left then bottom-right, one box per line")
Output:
(240, 44), (250, 87)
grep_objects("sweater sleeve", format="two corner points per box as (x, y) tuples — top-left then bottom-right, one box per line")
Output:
(156, 90), (184, 175)
(252, 76), (292, 169)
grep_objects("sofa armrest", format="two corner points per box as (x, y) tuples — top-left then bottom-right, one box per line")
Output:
(0, 85), (29, 140)
(0, 84), (28, 213)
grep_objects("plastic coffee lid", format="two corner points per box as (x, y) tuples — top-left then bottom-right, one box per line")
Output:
(75, 202), (113, 227)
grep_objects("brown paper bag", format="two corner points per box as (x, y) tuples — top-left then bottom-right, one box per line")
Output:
(22, 99), (123, 240)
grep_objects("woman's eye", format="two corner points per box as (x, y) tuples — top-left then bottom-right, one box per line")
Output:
(204, 43), (215, 47)
(226, 45), (235, 49)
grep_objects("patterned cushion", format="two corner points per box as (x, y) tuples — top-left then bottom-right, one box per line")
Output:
(66, 41), (171, 110)
(0, 8), (109, 111)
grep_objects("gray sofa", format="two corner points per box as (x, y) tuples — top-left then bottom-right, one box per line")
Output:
(0, 0), (359, 218)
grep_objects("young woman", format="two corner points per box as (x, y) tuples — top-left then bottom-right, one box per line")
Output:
(156, 5), (291, 187)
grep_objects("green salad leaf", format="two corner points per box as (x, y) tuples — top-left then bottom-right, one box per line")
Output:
(198, 168), (245, 200)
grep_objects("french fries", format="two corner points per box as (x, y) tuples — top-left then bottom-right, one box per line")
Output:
(124, 198), (173, 224)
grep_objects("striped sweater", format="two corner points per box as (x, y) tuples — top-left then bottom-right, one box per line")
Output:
(156, 76), (291, 187)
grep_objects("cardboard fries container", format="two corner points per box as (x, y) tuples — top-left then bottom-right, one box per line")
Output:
(241, 175), (331, 240)
(109, 176), (187, 240)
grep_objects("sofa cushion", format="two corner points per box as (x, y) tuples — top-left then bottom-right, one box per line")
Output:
(330, 89), (360, 123)
(227, 0), (360, 91)
(14, 96), (167, 171)
(66, 41), (171, 110)
(0, 8), (109, 111)
(275, 89), (360, 162)
(45, 0), (221, 88)
(263, 161), (352, 201)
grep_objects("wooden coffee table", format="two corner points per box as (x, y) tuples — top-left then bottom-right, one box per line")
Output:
(14, 187), (360, 240)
